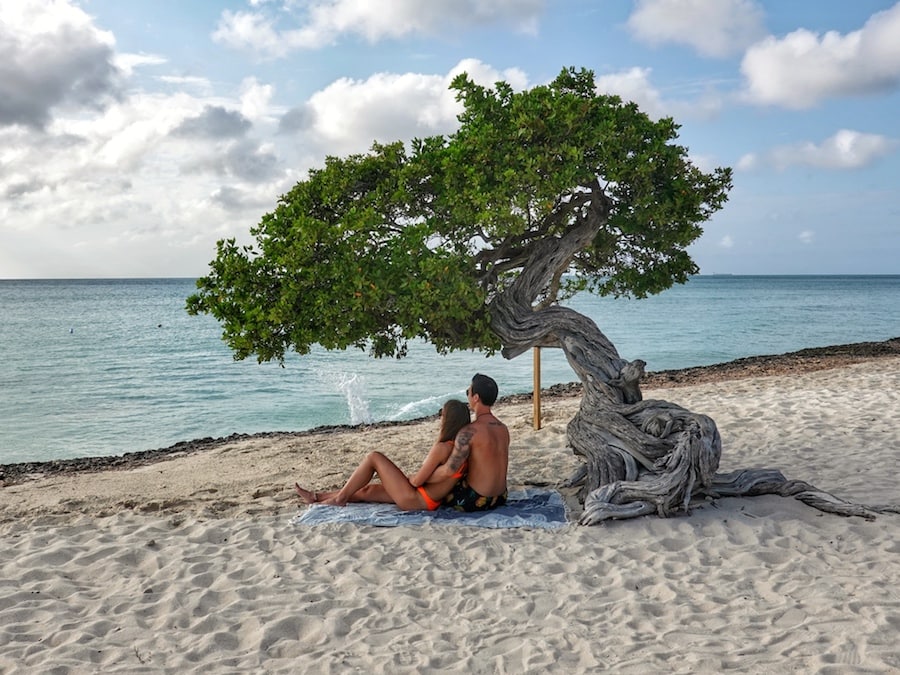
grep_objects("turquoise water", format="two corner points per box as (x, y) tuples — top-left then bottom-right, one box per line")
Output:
(1, 276), (898, 464)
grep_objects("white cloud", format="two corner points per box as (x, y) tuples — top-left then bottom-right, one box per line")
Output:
(212, 10), (283, 58)
(295, 59), (526, 156)
(115, 52), (166, 78)
(304, 73), (455, 155)
(1, 50), (533, 277)
(763, 130), (897, 170)
(239, 77), (275, 122)
(1, 10), (548, 274)
(741, 3), (900, 108)
(448, 58), (530, 92)
(0, 0), (121, 128)
(595, 67), (664, 114)
(798, 230), (814, 244)
(213, 0), (545, 58)
(688, 153), (721, 173)
(736, 153), (758, 171)
(594, 67), (722, 121)
(627, 0), (766, 58)
(720, 235), (735, 248)
(0, 80), (293, 278)
(156, 75), (214, 94)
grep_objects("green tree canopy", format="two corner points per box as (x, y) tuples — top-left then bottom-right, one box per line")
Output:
(187, 67), (732, 363)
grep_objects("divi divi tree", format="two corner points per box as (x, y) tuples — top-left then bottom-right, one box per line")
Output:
(189, 68), (894, 523)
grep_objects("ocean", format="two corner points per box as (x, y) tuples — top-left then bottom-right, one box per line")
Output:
(1, 276), (898, 465)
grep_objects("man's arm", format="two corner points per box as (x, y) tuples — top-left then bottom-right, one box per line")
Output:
(427, 427), (473, 482)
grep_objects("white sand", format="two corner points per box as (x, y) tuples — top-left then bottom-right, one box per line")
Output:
(2, 359), (899, 673)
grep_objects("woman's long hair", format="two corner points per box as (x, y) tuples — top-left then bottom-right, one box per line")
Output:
(438, 399), (470, 442)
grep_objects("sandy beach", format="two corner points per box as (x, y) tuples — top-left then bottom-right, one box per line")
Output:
(2, 351), (899, 673)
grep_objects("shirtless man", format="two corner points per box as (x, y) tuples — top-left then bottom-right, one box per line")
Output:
(429, 373), (510, 511)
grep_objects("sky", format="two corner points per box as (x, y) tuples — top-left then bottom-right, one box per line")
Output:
(1, 0), (899, 279)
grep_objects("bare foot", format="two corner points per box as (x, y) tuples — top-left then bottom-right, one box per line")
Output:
(294, 483), (317, 504)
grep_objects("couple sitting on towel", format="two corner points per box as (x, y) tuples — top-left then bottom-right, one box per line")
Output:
(295, 374), (509, 512)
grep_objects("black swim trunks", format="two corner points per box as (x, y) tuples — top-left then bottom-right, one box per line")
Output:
(443, 478), (507, 512)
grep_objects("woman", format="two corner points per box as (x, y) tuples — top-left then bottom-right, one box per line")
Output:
(294, 399), (471, 511)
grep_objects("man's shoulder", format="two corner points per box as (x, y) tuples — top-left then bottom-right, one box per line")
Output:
(486, 415), (508, 429)
(471, 417), (505, 430)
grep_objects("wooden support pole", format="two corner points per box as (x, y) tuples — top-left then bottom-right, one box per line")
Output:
(533, 346), (542, 430)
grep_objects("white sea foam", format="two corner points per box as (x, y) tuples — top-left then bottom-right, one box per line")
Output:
(387, 391), (462, 421)
(335, 372), (374, 425)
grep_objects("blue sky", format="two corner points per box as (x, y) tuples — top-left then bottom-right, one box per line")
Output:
(1, 0), (898, 278)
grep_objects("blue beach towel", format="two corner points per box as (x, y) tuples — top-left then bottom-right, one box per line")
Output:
(290, 488), (569, 530)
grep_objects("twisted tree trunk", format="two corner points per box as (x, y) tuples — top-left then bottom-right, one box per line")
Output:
(488, 191), (899, 524)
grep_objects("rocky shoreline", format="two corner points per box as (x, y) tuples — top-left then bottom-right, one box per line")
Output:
(2, 337), (898, 485)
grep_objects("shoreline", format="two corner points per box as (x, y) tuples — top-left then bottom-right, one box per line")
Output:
(1, 337), (897, 486)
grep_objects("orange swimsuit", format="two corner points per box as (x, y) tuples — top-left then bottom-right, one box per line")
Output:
(417, 460), (468, 511)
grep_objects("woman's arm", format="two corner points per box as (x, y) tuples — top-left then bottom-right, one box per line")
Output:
(408, 441), (453, 487)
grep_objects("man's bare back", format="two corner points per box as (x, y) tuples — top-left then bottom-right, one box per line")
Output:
(452, 412), (509, 497)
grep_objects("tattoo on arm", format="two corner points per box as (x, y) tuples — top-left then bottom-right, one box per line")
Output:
(447, 429), (473, 471)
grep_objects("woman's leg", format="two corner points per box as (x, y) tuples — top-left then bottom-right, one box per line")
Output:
(345, 484), (395, 503)
(294, 482), (394, 504)
(322, 452), (423, 510)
